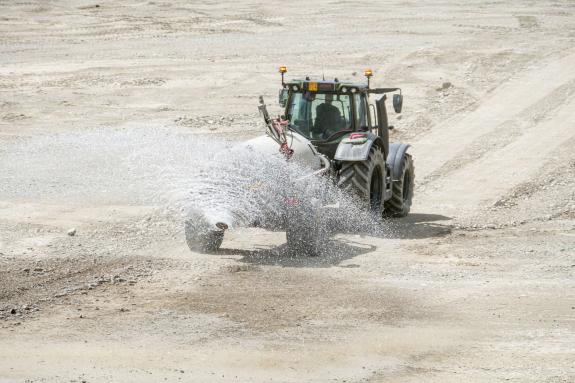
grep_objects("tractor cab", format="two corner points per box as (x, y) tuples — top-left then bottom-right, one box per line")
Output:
(278, 67), (402, 159)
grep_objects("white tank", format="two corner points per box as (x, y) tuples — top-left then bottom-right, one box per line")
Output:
(238, 131), (322, 171)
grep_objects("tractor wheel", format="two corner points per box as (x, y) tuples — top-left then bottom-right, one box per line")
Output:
(184, 220), (224, 253)
(384, 153), (414, 217)
(337, 146), (385, 215)
(285, 209), (326, 256)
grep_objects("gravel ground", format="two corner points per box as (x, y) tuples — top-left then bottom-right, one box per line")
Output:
(0, 1), (574, 382)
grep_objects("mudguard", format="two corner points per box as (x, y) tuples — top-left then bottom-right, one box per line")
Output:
(387, 143), (411, 181)
(334, 132), (382, 161)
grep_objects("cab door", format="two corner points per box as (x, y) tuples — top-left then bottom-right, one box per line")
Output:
(353, 93), (371, 131)
(375, 94), (390, 157)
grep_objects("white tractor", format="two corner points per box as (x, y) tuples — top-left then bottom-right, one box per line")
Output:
(185, 67), (414, 255)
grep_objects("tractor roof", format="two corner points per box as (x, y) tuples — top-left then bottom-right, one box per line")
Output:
(285, 78), (369, 93)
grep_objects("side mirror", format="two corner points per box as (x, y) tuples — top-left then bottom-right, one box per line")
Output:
(279, 89), (288, 107)
(393, 94), (403, 113)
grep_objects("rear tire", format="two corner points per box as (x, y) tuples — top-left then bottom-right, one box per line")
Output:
(337, 146), (385, 215)
(384, 153), (414, 217)
(184, 220), (224, 253)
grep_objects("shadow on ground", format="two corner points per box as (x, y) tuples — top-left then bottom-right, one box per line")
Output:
(218, 237), (376, 268)
(334, 213), (453, 240)
(380, 213), (453, 239)
(216, 212), (452, 267)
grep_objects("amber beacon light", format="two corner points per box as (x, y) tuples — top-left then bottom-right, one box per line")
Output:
(364, 68), (373, 87)
(279, 66), (287, 85)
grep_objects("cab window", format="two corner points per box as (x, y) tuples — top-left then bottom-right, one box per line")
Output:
(288, 92), (352, 140)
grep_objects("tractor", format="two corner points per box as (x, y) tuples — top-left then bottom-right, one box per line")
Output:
(184, 67), (414, 255)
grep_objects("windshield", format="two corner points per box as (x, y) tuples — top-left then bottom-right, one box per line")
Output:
(287, 92), (352, 140)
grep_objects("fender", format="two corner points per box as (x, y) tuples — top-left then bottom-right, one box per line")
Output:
(334, 132), (384, 161)
(387, 142), (411, 181)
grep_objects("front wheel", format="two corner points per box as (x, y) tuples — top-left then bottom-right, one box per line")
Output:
(337, 146), (386, 215)
(384, 153), (414, 217)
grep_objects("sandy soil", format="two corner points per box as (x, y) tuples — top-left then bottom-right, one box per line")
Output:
(1, 1), (574, 382)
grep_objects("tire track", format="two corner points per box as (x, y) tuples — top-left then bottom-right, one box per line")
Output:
(416, 96), (575, 216)
(412, 51), (575, 181)
(419, 77), (575, 188)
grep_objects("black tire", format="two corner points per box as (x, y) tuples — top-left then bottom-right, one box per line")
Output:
(184, 220), (224, 253)
(337, 146), (385, 214)
(384, 153), (414, 217)
(285, 209), (326, 256)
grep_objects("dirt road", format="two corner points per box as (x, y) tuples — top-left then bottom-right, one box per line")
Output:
(1, 1), (574, 382)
